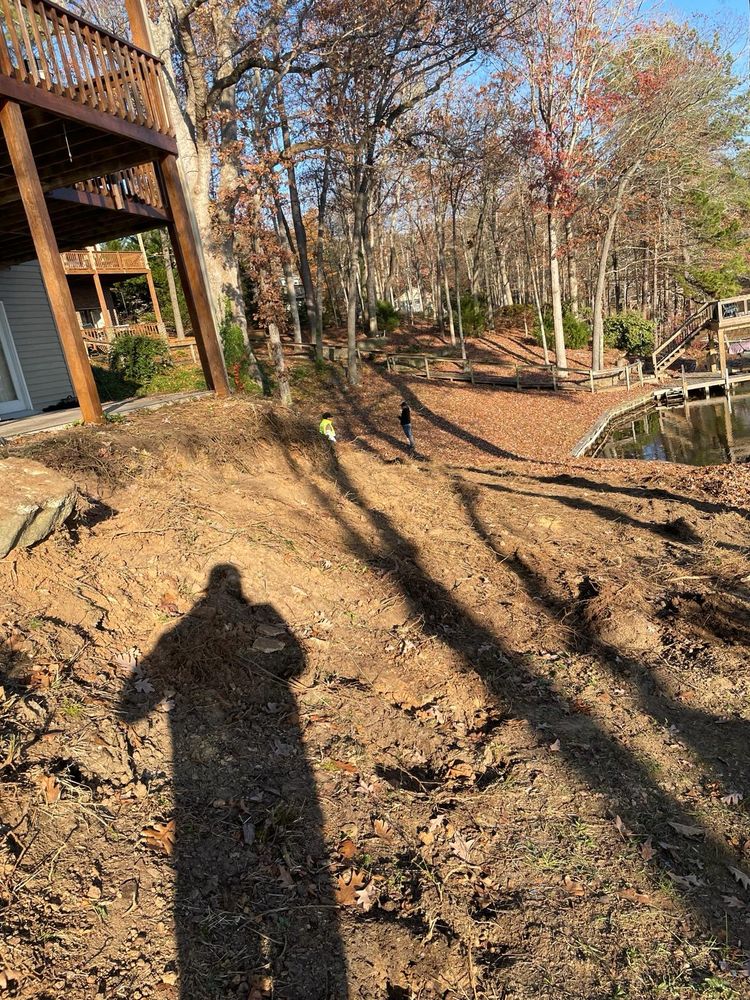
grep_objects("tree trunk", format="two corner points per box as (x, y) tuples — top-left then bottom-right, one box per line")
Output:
(277, 83), (317, 342)
(592, 172), (634, 370)
(363, 207), (379, 337)
(160, 229), (185, 339)
(268, 320), (291, 405)
(314, 153), (331, 358)
(548, 208), (567, 370)
(274, 206), (302, 344)
(565, 219), (579, 316)
(347, 171), (367, 384)
(451, 208), (466, 361)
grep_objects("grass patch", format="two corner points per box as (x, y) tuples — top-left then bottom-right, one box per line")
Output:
(137, 365), (207, 397)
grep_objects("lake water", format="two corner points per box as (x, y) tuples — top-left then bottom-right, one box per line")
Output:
(597, 387), (750, 465)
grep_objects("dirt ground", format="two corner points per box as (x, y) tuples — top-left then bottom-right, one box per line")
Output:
(2, 367), (750, 1000)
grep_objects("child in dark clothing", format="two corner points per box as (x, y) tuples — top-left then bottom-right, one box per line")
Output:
(399, 401), (415, 452)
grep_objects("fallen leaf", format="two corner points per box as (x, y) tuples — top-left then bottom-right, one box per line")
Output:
(721, 791), (744, 806)
(335, 869), (368, 906)
(338, 838), (357, 859)
(418, 828), (435, 846)
(141, 820), (175, 856)
(548, 738), (561, 752)
(723, 895), (746, 909)
(241, 817), (256, 846)
(277, 865), (294, 888)
(161, 972), (178, 986)
(668, 872), (704, 889)
(112, 648), (140, 671)
(728, 866), (750, 891)
(617, 887), (655, 906)
(447, 761), (475, 780)
(41, 775), (61, 805)
(355, 882), (378, 912)
(328, 759), (358, 774)
(134, 678), (155, 694)
(373, 819), (393, 841)
(252, 637), (285, 654)
(158, 593), (180, 616)
(563, 875), (585, 897)
(640, 838), (655, 862)
(451, 831), (476, 864)
(668, 821), (704, 839)
(614, 815), (633, 839)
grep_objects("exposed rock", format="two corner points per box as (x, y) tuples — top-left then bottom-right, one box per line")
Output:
(0, 458), (76, 558)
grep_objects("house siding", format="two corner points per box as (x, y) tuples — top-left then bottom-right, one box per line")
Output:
(0, 262), (73, 412)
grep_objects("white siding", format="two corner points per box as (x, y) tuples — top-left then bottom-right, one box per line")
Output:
(0, 262), (73, 413)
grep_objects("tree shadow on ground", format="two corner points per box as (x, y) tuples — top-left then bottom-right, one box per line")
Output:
(119, 564), (348, 1000)
(382, 373), (525, 462)
(535, 471), (750, 520)
(452, 477), (750, 808)
(278, 450), (750, 953)
(467, 474), (750, 555)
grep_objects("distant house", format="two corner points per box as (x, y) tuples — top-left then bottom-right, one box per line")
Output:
(0, 0), (227, 424)
(61, 247), (165, 351)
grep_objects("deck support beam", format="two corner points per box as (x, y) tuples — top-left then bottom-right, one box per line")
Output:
(158, 155), (228, 396)
(92, 272), (113, 331)
(0, 100), (103, 424)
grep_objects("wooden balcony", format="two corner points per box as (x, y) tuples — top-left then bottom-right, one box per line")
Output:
(0, 0), (174, 146)
(62, 248), (149, 274)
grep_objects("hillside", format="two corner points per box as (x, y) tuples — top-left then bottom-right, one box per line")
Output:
(1, 390), (750, 1000)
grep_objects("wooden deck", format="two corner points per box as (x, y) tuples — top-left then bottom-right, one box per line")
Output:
(653, 370), (750, 403)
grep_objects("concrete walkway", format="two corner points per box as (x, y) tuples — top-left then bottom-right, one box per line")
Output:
(0, 391), (213, 439)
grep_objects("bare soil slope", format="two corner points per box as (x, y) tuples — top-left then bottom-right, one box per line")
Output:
(1, 396), (750, 1000)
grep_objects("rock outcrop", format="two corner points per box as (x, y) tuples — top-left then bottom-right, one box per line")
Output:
(0, 458), (76, 558)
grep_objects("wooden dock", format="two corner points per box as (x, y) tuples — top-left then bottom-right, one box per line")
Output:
(653, 369), (750, 403)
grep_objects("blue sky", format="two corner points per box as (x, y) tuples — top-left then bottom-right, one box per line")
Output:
(654, 0), (749, 65)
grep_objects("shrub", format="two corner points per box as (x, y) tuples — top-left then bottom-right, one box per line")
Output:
(220, 313), (254, 391)
(454, 294), (487, 338)
(603, 311), (655, 356)
(376, 300), (400, 334)
(109, 333), (170, 383)
(92, 365), (138, 402)
(534, 306), (590, 349)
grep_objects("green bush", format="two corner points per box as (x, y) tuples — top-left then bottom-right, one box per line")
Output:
(109, 333), (170, 383)
(92, 365), (138, 402)
(454, 294), (487, 338)
(498, 303), (531, 319)
(603, 311), (655, 355)
(534, 306), (590, 349)
(376, 300), (400, 334)
(220, 314), (253, 391)
(137, 365), (207, 397)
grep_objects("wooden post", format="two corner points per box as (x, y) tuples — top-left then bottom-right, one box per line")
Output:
(469, 360), (475, 385)
(0, 101), (103, 423)
(681, 364), (687, 400)
(552, 367), (557, 391)
(638, 361), (643, 385)
(124, 0), (155, 50)
(144, 268), (164, 327)
(92, 272), (112, 335)
(589, 369), (595, 393)
(424, 356), (430, 379)
(625, 365), (631, 392)
(158, 155), (228, 396)
(160, 230), (185, 339)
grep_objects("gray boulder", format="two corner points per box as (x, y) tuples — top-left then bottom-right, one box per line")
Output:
(0, 458), (76, 558)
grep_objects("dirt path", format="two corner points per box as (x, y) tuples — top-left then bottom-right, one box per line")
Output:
(1, 397), (749, 999)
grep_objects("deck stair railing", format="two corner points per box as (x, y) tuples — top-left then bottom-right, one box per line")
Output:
(0, 0), (172, 135)
(651, 301), (714, 374)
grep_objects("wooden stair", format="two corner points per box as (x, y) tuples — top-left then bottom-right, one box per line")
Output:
(651, 302), (714, 374)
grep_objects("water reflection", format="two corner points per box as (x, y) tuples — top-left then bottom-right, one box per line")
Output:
(598, 388), (750, 465)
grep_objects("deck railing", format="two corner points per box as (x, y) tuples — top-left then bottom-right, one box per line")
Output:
(74, 163), (165, 211)
(0, 0), (172, 135)
(62, 248), (147, 272)
(652, 301), (714, 373)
